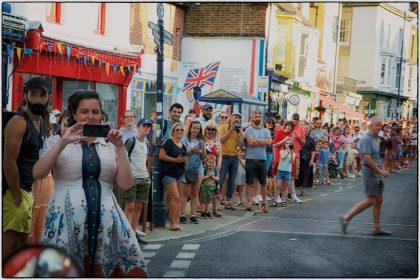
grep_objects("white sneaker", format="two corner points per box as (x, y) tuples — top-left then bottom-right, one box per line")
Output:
(256, 195), (263, 202)
(252, 198), (260, 206)
(292, 194), (303, 203)
(136, 229), (146, 237)
(348, 174), (356, 178)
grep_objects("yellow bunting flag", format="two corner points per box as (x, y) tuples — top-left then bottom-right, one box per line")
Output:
(142, 81), (146, 90)
(16, 47), (22, 61)
(120, 66), (125, 76)
(133, 64), (137, 75)
(165, 83), (171, 93)
(105, 63), (110, 76)
(91, 56), (96, 65)
(56, 43), (62, 54)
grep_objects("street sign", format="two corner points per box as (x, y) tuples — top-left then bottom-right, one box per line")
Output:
(157, 3), (164, 19)
(150, 24), (173, 46)
(148, 21), (159, 32)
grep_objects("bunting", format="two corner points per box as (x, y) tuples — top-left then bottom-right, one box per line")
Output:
(66, 45), (71, 59)
(23, 48), (32, 56)
(165, 83), (171, 93)
(16, 48), (22, 62)
(91, 56), (96, 65)
(112, 64), (117, 73)
(83, 55), (87, 65)
(119, 65), (125, 76)
(105, 63), (110, 76)
(56, 43), (63, 55)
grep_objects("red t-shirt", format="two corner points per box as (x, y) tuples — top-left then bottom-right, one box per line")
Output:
(273, 129), (293, 165)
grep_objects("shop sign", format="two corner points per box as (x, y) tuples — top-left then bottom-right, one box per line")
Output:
(288, 94), (300, 106)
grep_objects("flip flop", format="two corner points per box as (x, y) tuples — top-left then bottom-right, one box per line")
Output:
(170, 226), (183, 231)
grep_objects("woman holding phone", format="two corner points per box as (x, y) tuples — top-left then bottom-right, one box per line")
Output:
(159, 123), (187, 231)
(180, 121), (205, 224)
(33, 90), (147, 277)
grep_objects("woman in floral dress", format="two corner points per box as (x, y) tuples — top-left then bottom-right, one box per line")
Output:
(33, 90), (147, 277)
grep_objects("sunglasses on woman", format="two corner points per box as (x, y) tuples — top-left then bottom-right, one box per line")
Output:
(219, 116), (228, 119)
(175, 128), (184, 132)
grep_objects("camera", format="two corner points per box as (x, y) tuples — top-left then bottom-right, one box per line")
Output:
(289, 144), (294, 150)
(234, 123), (241, 132)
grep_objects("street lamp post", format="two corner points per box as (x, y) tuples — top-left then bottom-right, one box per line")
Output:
(150, 3), (173, 227)
(396, 11), (406, 120)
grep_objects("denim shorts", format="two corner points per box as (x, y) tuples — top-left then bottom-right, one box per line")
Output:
(276, 170), (292, 182)
(162, 174), (186, 185)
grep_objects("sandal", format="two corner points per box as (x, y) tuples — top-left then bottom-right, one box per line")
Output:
(280, 201), (287, 207)
(224, 204), (236, 210)
(213, 211), (222, 217)
(269, 201), (278, 207)
(220, 199), (226, 205)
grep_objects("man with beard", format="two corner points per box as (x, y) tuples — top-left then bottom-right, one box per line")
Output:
(244, 110), (272, 212)
(198, 104), (213, 129)
(162, 103), (184, 140)
(2, 77), (51, 259)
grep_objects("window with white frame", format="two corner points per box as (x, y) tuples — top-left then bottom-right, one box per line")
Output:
(380, 21), (384, 50)
(380, 58), (386, 85)
(298, 34), (309, 77)
(407, 66), (413, 92)
(339, 9), (352, 44)
(387, 24), (391, 50)
(386, 57), (391, 85)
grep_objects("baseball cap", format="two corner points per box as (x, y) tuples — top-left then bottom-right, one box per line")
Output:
(202, 104), (213, 110)
(25, 77), (51, 94)
(50, 109), (61, 116)
(231, 111), (242, 118)
(292, 113), (300, 119)
(137, 118), (152, 127)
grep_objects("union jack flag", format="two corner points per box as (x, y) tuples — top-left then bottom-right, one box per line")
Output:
(182, 61), (221, 92)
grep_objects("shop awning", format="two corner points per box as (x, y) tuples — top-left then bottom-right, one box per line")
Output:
(318, 94), (364, 119)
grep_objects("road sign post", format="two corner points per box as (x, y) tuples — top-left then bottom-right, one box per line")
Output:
(150, 3), (173, 228)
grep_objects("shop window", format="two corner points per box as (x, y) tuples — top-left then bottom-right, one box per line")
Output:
(380, 58), (386, 85)
(395, 62), (401, 89)
(96, 83), (119, 128)
(95, 3), (106, 35)
(407, 66), (413, 92)
(46, 3), (61, 24)
(62, 80), (94, 113)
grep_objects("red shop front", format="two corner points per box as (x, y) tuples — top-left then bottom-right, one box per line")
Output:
(11, 25), (141, 128)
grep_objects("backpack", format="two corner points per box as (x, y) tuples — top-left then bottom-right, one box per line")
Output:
(125, 136), (151, 161)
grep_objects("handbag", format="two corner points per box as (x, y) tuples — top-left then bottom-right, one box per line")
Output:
(185, 169), (199, 184)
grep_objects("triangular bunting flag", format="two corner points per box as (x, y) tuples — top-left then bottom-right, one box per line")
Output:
(112, 64), (117, 73)
(165, 83), (171, 93)
(142, 81), (146, 90)
(127, 66), (131, 73)
(176, 87), (182, 95)
(98, 60), (103, 68)
(66, 45), (71, 60)
(147, 81), (151, 89)
(47, 43), (53, 53)
(56, 43), (62, 54)
(119, 66), (125, 76)
(151, 80), (155, 87)
(6, 45), (11, 56)
(91, 56), (96, 65)
(105, 63), (110, 76)
(83, 55), (87, 65)
(23, 48), (32, 56)
(16, 48), (22, 62)
(133, 64), (137, 75)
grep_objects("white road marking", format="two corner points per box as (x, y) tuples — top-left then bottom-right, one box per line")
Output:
(176, 252), (196, 259)
(241, 228), (417, 242)
(182, 244), (200, 250)
(170, 260), (192, 269)
(142, 252), (156, 258)
(163, 270), (186, 277)
(143, 244), (163, 250)
(320, 194), (329, 197)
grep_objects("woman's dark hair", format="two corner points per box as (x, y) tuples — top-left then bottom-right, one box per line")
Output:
(343, 125), (351, 135)
(283, 120), (295, 130)
(264, 117), (275, 131)
(67, 90), (107, 127)
(187, 120), (204, 141)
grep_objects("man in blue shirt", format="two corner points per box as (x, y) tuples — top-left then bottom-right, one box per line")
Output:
(339, 117), (391, 236)
(244, 110), (272, 213)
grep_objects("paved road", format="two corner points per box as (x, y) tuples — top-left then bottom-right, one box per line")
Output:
(143, 164), (418, 278)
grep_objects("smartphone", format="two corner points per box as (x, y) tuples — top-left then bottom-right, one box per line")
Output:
(83, 124), (110, 137)
(180, 151), (188, 157)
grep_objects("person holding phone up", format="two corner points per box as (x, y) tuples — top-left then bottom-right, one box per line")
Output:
(159, 123), (188, 231)
(33, 90), (147, 277)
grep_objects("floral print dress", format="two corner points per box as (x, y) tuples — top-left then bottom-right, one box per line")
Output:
(41, 137), (146, 277)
